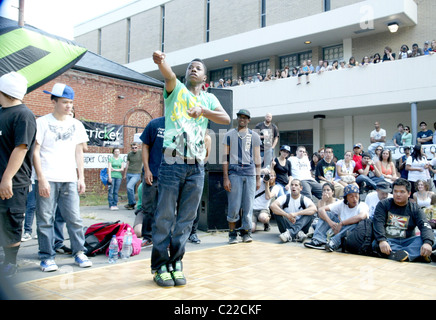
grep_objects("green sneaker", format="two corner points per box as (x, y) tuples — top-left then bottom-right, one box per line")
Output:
(170, 261), (187, 286)
(153, 265), (175, 287)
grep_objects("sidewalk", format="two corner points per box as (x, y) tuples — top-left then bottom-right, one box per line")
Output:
(8, 204), (280, 284)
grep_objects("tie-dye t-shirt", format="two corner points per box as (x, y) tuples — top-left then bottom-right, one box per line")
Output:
(163, 79), (220, 160)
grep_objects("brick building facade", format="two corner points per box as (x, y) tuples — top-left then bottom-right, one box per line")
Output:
(23, 67), (164, 193)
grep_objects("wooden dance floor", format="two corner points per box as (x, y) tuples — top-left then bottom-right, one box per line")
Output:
(15, 240), (436, 300)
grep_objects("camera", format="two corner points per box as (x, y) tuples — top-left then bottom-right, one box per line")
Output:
(263, 174), (270, 182)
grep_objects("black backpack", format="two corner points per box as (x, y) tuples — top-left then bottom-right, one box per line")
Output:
(342, 218), (375, 256)
(283, 193), (306, 210)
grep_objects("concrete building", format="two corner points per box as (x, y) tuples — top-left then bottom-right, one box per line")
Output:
(74, 0), (436, 157)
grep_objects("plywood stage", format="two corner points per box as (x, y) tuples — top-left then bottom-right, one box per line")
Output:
(14, 240), (436, 301)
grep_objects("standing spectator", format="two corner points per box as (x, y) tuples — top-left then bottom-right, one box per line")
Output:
(372, 53), (382, 64)
(416, 121), (433, 145)
(372, 179), (434, 262)
(392, 123), (404, 147)
(0, 72), (36, 278)
(124, 142), (143, 210)
(133, 116), (165, 248)
(107, 148), (124, 211)
(304, 184), (369, 252)
(151, 51), (230, 287)
(33, 83), (92, 272)
(382, 46), (396, 61)
(406, 144), (431, 195)
(423, 41), (431, 55)
(288, 146), (323, 200)
(368, 121), (386, 158)
(398, 146), (411, 179)
(223, 109), (261, 244)
(271, 145), (292, 195)
(401, 125), (413, 146)
(410, 43), (423, 58)
(254, 113), (279, 168)
(270, 179), (317, 243)
(398, 44), (411, 59)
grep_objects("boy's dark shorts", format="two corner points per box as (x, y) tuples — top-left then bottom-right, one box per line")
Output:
(0, 187), (28, 246)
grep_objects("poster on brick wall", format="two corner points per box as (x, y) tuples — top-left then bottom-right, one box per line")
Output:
(83, 121), (124, 148)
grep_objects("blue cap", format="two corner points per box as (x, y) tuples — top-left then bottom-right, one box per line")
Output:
(43, 83), (75, 100)
(343, 184), (359, 197)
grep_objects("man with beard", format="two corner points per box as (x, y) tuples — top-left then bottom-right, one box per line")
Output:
(254, 113), (279, 168)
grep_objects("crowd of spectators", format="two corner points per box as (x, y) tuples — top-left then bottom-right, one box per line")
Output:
(208, 40), (436, 88)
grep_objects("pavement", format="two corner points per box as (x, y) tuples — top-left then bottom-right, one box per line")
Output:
(4, 202), (282, 285)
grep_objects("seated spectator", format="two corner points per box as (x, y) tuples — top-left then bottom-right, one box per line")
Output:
(372, 178), (434, 262)
(398, 44), (411, 59)
(254, 73), (262, 83)
(304, 184), (369, 252)
(335, 150), (357, 188)
(297, 60), (310, 85)
(331, 60), (339, 70)
(315, 60), (324, 73)
(310, 152), (321, 178)
(352, 143), (363, 163)
(382, 46), (396, 61)
(423, 41), (431, 55)
(430, 149), (436, 190)
(225, 78), (232, 86)
(217, 79), (225, 88)
(307, 60), (314, 73)
(372, 146), (383, 164)
(270, 179), (317, 243)
(430, 40), (436, 54)
(361, 56), (371, 66)
(288, 146), (323, 200)
(354, 152), (384, 192)
(433, 122), (436, 144)
(416, 121), (433, 145)
(368, 121), (386, 158)
(347, 56), (359, 68)
(375, 148), (398, 184)
(263, 69), (273, 82)
(339, 61), (347, 70)
(365, 181), (393, 219)
(252, 168), (282, 233)
(281, 67), (289, 78)
(401, 125), (413, 146)
(271, 145), (292, 195)
(274, 69), (281, 80)
(372, 53), (382, 64)
(315, 147), (344, 198)
(290, 67), (299, 77)
(237, 76), (244, 85)
(245, 76), (254, 84)
(412, 180), (434, 209)
(410, 43), (424, 58)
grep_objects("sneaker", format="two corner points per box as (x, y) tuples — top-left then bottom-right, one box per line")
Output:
(325, 240), (339, 252)
(55, 245), (72, 254)
(74, 251), (92, 268)
(124, 204), (135, 210)
(279, 230), (292, 243)
(141, 239), (153, 248)
(264, 223), (271, 232)
(170, 261), (187, 286)
(0, 263), (18, 278)
(40, 259), (58, 272)
(387, 250), (409, 262)
(228, 230), (238, 244)
(296, 231), (307, 243)
(304, 239), (325, 250)
(110, 206), (119, 211)
(188, 233), (201, 244)
(242, 233), (252, 243)
(21, 232), (32, 242)
(154, 265), (175, 287)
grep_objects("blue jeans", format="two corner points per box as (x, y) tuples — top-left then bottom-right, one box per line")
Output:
(23, 183), (36, 234)
(35, 181), (86, 260)
(275, 214), (314, 238)
(126, 173), (141, 205)
(261, 148), (274, 168)
(107, 177), (122, 207)
(356, 175), (384, 190)
(53, 206), (66, 250)
(300, 179), (323, 200)
(141, 177), (158, 241)
(151, 161), (204, 271)
(312, 211), (358, 248)
(226, 174), (256, 231)
(372, 236), (424, 261)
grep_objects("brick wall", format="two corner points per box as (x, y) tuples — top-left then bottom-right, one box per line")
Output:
(24, 69), (164, 193)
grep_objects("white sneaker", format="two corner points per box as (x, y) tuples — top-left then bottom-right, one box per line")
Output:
(40, 259), (58, 272)
(21, 232), (32, 242)
(110, 206), (119, 211)
(75, 251), (92, 268)
(296, 231), (307, 243)
(279, 230), (292, 243)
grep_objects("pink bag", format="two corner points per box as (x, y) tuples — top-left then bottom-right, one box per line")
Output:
(105, 223), (142, 256)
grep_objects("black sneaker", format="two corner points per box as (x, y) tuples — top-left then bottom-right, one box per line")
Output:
(189, 233), (201, 244)
(325, 240), (339, 252)
(170, 261), (187, 286)
(304, 239), (325, 250)
(228, 230), (238, 244)
(55, 245), (72, 254)
(264, 223), (271, 232)
(388, 250), (409, 262)
(153, 265), (175, 287)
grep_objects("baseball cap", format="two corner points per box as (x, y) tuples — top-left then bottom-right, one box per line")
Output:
(0, 72), (28, 100)
(236, 109), (251, 118)
(280, 145), (291, 153)
(376, 181), (392, 193)
(353, 144), (361, 149)
(43, 83), (75, 100)
(343, 184), (359, 197)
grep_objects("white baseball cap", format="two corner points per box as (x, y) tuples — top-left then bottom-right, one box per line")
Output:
(43, 83), (75, 100)
(0, 72), (28, 100)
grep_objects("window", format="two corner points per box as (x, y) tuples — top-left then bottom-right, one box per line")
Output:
(261, 0), (266, 28)
(206, 0), (211, 42)
(279, 130), (313, 156)
(242, 59), (270, 81)
(161, 5), (165, 52)
(279, 51), (312, 70)
(210, 67), (233, 86)
(323, 44), (343, 64)
(324, 0), (331, 12)
(127, 18), (131, 63)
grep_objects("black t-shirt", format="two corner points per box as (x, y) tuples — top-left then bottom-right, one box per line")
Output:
(0, 104), (36, 188)
(254, 122), (279, 151)
(314, 158), (336, 183)
(273, 157), (292, 186)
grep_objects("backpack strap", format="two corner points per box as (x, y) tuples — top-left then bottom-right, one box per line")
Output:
(283, 193), (291, 209)
(299, 195), (306, 211)
(283, 194), (306, 211)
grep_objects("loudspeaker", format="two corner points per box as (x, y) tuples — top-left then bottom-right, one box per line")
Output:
(206, 88), (233, 172)
(198, 170), (229, 231)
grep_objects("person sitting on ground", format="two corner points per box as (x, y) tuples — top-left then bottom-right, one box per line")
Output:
(252, 168), (282, 233)
(335, 150), (357, 189)
(375, 148), (398, 185)
(315, 147), (344, 198)
(304, 184), (369, 252)
(270, 179), (317, 244)
(352, 143), (363, 163)
(372, 178), (434, 262)
(364, 181), (392, 219)
(354, 152), (384, 192)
